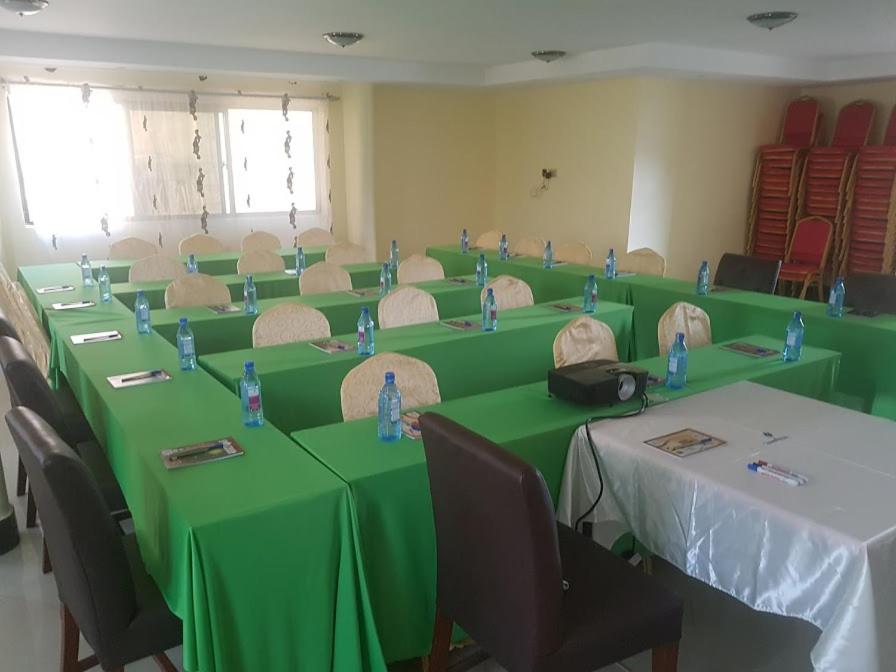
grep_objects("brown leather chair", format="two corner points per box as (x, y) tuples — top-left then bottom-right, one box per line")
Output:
(420, 413), (683, 672)
(6, 407), (182, 672)
(0, 309), (28, 498)
(715, 253), (782, 294)
(845, 272), (896, 316)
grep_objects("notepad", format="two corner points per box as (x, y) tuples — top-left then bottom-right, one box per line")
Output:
(52, 301), (95, 310)
(207, 304), (241, 314)
(645, 428), (725, 458)
(71, 330), (122, 345)
(309, 338), (352, 354)
(161, 437), (244, 470)
(36, 285), (75, 294)
(441, 319), (478, 331)
(107, 369), (171, 389)
(721, 342), (779, 358)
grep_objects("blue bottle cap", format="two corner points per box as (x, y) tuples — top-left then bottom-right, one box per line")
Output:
(487, 288), (494, 295)
(382, 262), (389, 269)
(794, 311), (802, 318)
(676, 332), (685, 342)
(385, 371), (395, 384)
(136, 290), (145, 297)
(588, 274), (595, 281)
(244, 360), (255, 371)
(609, 248), (614, 254)
(361, 306), (369, 314)
(479, 253), (485, 259)
(296, 245), (303, 252)
(546, 240), (551, 245)
(246, 274), (253, 281)
(179, 317), (188, 326)
(392, 240), (397, 245)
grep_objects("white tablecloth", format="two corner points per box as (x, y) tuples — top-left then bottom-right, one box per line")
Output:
(557, 381), (896, 672)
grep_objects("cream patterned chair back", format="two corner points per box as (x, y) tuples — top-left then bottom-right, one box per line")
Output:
(128, 255), (188, 283)
(252, 303), (331, 348)
(109, 237), (158, 260)
(299, 262), (352, 295)
(554, 242), (593, 265)
(340, 353), (441, 421)
(179, 233), (227, 255)
(618, 248), (667, 277)
(241, 231), (281, 253)
(237, 250), (286, 275)
(481, 275), (534, 311)
(297, 227), (336, 247)
(397, 255), (445, 284)
(514, 236), (546, 258)
(164, 274), (231, 309)
(378, 287), (440, 329)
(325, 243), (369, 266)
(552, 317), (619, 367)
(474, 230), (503, 250)
(658, 302), (712, 355)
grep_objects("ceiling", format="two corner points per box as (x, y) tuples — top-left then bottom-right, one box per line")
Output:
(1, 0), (895, 85)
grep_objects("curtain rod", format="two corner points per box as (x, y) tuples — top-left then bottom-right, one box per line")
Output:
(0, 78), (339, 101)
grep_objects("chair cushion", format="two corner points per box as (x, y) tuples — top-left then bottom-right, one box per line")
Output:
(76, 440), (128, 515)
(537, 524), (683, 672)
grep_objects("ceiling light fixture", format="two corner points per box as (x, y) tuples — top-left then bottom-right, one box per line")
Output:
(747, 11), (798, 30)
(323, 32), (364, 48)
(531, 50), (567, 63)
(1, 0), (48, 16)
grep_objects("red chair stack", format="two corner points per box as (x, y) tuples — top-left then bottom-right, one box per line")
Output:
(747, 97), (821, 260)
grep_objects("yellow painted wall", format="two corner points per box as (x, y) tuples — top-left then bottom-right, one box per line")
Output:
(800, 79), (896, 145)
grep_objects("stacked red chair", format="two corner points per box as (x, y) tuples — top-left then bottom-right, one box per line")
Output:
(747, 97), (821, 260)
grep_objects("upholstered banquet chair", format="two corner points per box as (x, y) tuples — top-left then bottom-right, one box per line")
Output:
(299, 262), (352, 295)
(252, 303), (331, 348)
(178, 233), (227, 255)
(240, 230), (281, 253)
(9, 281), (50, 376)
(618, 248), (667, 277)
(340, 353), (441, 421)
(397, 255), (445, 284)
(164, 274), (231, 309)
(237, 250), (286, 275)
(481, 275), (534, 311)
(296, 227), (336, 247)
(325, 242), (369, 266)
(658, 302), (712, 355)
(514, 236), (546, 258)
(554, 242), (593, 265)
(109, 237), (158, 261)
(128, 255), (187, 283)
(378, 287), (440, 329)
(552, 317), (619, 367)
(474, 230), (503, 250)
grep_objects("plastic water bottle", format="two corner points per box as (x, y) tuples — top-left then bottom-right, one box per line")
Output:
(80, 253), (95, 287)
(605, 248), (617, 280)
(827, 277), (845, 318)
(134, 291), (151, 335)
(543, 240), (554, 269)
(176, 318), (197, 371)
(482, 287), (498, 332)
(295, 246), (306, 276)
(240, 361), (264, 427)
(476, 253), (488, 287)
(696, 260), (710, 296)
(460, 228), (470, 254)
(377, 372), (402, 442)
(187, 254), (198, 274)
(389, 240), (399, 271)
(499, 234), (509, 261)
(583, 274), (598, 314)
(783, 311), (804, 362)
(379, 262), (392, 296)
(243, 275), (258, 315)
(357, 306), (375, 356)
(98, 265), (112, 303)
(665, 332), (688, 389)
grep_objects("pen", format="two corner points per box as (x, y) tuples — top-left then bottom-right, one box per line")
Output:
(757, 460), (808, 484)
(170, 441), (228, 461)
(120, 369), (163, 383)
(81, 332), (119, 343)
(748, 462), (802, 486)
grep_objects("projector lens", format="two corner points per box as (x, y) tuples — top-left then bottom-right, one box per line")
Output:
(617, 373), (636, 401)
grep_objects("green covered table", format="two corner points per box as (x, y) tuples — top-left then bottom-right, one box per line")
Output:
(291, 335), (840, 662)
(48, 315), (387, 672)
(202, 299), (634, 433)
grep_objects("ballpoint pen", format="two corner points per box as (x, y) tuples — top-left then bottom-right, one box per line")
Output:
(169, 441), (229, 461)
(80, 332), (120, 343)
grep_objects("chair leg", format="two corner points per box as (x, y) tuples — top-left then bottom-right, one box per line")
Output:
(26, 487), (37, 528)
(427, 608), (453, 672)
(652, 641), (679, 672)
(16, 456), (26, 496)
(60, 604), (80, 672)
(42, 538), (52, 574)
(153, 653), (179, 672)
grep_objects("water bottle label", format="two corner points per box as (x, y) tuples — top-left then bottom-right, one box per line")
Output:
(248, 393), (261, 412)
(358, 329), (365, 344)
(138, 307), (149, 320)
(590, 289), (598, 304)
(489, 308), (497, 321)
(181, 341), (194, 356)
(668, 358), (678, 374)
(786, 332), (797, 347)
(390, 399), (400, 423)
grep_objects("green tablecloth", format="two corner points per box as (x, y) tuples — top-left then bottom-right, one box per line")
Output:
(291, 335), (840, 662)
(152, 276), (486, 355)
(47, 314), (386, 672)
(202, 300), (634, 434)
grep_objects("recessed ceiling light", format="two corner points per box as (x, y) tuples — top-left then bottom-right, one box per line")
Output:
(531, 50), (567, 63)
(747, 11), (798, 30)
(323, 32), (364, 48)
(1, 0), (48, 16)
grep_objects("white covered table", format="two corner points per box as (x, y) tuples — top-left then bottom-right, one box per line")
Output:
(558, 381), (896, 672)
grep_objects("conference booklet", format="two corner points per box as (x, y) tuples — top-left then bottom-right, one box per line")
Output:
(645, 428), (726, 458)
(161, 437), (244, 470)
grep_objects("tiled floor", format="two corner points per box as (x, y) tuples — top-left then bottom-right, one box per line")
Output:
(0, 377), (820, 671)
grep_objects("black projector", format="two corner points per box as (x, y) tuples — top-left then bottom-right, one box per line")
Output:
(548, 360), (649, 406)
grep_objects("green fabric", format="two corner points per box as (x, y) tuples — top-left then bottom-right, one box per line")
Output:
(113, 263), (384, 310)
(291, 335), (840, 662)
(47, 314), (387, 672)
(202, 300), (634, 433)
(152, 277), (486, 355)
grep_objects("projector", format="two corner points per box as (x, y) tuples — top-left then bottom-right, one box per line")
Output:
(548, 360), (649, 406)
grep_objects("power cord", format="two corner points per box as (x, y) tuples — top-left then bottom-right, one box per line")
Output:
(574, 393), (649, 534)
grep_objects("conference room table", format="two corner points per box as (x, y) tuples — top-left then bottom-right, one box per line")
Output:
(201, 299), (634, 433)
(291, 336), (840, 662)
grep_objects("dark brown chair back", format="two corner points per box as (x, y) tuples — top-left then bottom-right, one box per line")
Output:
(845, 272), (896, 315)
(0, 336), (69, 442)
(420, 413), (564, 670)
(715, 253), (782, 293)
(6, 407), (137, 654)
(0, 308), (22, 342)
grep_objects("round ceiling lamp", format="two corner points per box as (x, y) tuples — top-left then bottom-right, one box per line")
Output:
(747, 11), (798, 30)
(531, 50), (567, 63)
(323, 32), (364, 48)
(1, 0), (48, 16)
